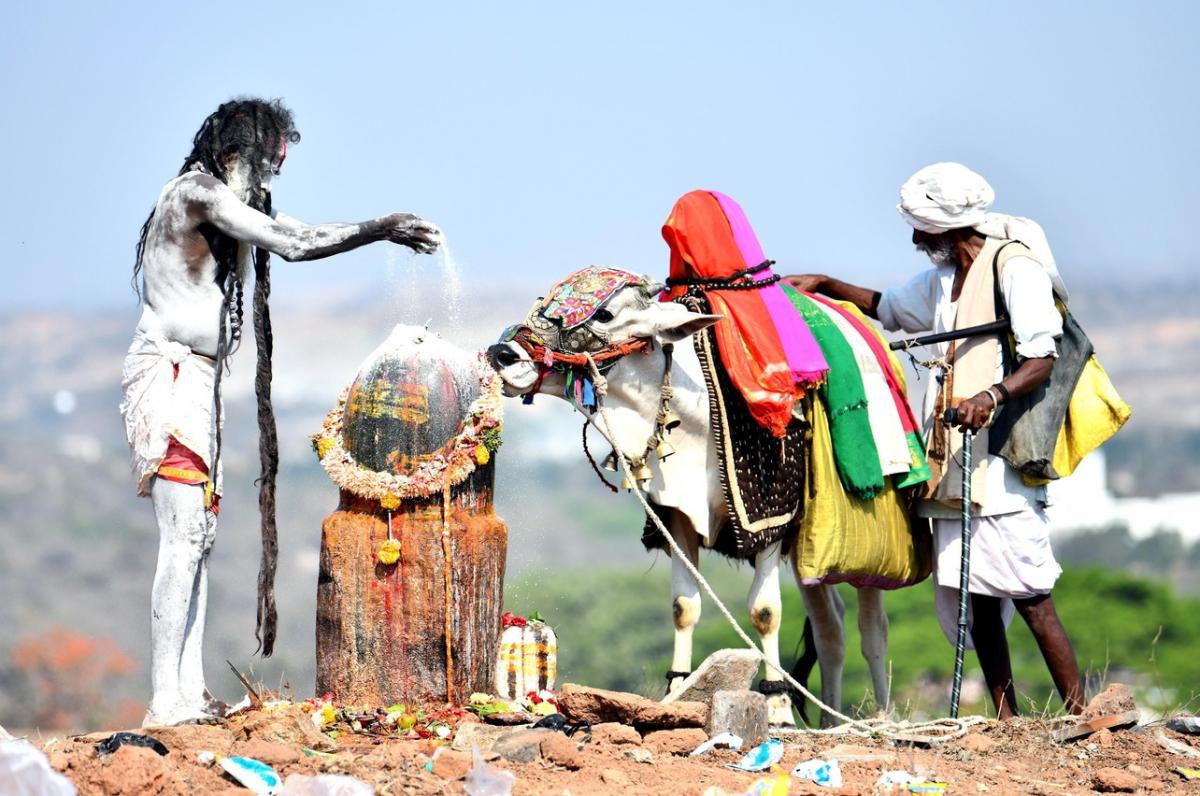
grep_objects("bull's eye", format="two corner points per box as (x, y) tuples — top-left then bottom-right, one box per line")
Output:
(593, 308), (614, 323)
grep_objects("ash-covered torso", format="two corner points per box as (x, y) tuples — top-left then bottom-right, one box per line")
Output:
(137, 172), (254, 357)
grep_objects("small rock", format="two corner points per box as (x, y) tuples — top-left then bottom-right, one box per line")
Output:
(143, 724), (234, 756)
(663, 649), (762, 705)
(592, 722), (641, 746)
(705, 690), (768, 748)
(642, 728), (708, 756)
(601, 768), (632, 786)
(1143, 779), (1165, 791)
(1084, 684), (1137, 719)
(961, 733), (998, 754)
(431, 748), (472, 780)
(239, 704), (336, 752)
(1093, 767), (1138, 792)
(625, 747), (654, 764)
(1126, 764), (1150, 778)
(492, 728), (551, 764)
(540, 733), (582, 770)
(1094, 728), (1115, 747)
(483, 711), (535, 726)
(233, 739), (301, 768)
(1166, 716), (1200, 735)
(451, 722), (514, 754)
(557, 683), (707, 729)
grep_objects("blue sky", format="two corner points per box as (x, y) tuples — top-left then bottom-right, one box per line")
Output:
(2, 1), (1196, 310)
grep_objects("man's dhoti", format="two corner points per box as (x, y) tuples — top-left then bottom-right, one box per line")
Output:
(120, 317), (222, 501)
(932, 507), (1062, 647)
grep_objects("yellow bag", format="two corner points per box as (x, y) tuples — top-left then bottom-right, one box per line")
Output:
(1024, 355), (1132, 486)
(793, 396), (931, 588)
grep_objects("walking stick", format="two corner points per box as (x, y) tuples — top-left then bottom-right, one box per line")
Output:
(944, 406), (973, 719)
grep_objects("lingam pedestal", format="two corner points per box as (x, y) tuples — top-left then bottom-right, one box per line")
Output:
(313, 326), (507, 707)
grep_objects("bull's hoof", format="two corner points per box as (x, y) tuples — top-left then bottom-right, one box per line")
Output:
(766, 692), (797, 727)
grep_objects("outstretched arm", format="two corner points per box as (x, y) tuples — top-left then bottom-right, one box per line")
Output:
(183, 174), (440, 261)
(783, 274), (881, 318)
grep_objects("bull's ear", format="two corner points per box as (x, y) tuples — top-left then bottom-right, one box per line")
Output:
(649, 301), (722, 342)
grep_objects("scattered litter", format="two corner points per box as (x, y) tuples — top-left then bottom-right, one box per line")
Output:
(905, 784), (948, 794)
(464, 745), (516, 796)
(219, 756), (282, 795)
(742, 766), (791, 796)
(197, 750), (216, 765)
(280, 773), (373, 795)
(1167, 716), (1200, 735)
(301, 748), (337, 759)
(1176, 767), (1200, 781)
(877, 770), (927, 790)
(1155, 729), (1200, 759)
(690, 732), (744, 756)
(790, 758), (842, 788)
(95, 732), (168, 757)
(728, 739), (783, 772)
(0, 739), (77, 796)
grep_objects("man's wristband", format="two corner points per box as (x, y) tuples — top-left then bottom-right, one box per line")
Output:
(992, 383), (1010, 404)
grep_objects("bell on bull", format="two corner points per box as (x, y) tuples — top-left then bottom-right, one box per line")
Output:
(311, 324), (507, 707)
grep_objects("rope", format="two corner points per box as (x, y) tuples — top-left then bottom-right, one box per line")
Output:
(582, 421), (619, 493)
(582, 351), (990, 744)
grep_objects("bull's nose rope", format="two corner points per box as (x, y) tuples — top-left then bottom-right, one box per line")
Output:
(583, 352), (990, 744)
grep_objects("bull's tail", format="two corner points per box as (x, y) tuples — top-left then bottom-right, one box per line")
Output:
(787, 616), (819, 726)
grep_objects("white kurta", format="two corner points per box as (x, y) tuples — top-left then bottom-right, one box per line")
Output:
(877, 253), (1065, 644)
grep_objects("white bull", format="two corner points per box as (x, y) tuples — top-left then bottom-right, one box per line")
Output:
(487, 279), (891, 726)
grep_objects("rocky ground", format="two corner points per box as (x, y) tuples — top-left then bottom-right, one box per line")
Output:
(25, 682), (1200, 795)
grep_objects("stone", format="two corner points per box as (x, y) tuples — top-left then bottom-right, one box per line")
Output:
(705, 690), (768, 749)
(1093, 767), (1138, 792)
(1166, 716), (1200, 735)
(451, 722), (515, 753)
(642, 728), (708, 756)
(232, 739), (301, 768)
(625, 747), (654, 764)
(601, 768), (632, 787)
(431, 748), (472, 779)
(1084, 684), (1137, 719)
(663, 649), (761, 706)
(540, 733), (582, 770)
(558, 683), (706, 729)
(143, 724), (235, 756)
(239, 704), (337, 752)
(1143, 779), (1165, 791)
(592, 722), (642, 746)
(960, 733), (998, 754)
(492, 728), (552, 764)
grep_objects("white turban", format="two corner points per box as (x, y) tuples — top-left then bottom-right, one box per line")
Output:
(898, 162), (1068, 300)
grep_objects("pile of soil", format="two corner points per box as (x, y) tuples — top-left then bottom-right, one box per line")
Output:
(37, 686), (1200, 794)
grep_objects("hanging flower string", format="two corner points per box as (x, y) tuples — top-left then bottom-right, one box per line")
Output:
(312, 353), (504, 504)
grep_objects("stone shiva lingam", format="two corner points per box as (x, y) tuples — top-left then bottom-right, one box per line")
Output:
(311, 324), (506, 707)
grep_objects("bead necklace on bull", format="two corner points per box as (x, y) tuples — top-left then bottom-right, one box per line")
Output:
(497, 268), (681, 492)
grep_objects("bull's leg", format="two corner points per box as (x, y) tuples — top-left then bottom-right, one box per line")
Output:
(666, 521), (702, 697)
(856, 586), (892, 715)
(800, 583), (846, 728)
(748, 542), (794, 725)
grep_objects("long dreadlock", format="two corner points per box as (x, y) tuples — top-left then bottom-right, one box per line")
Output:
(133, 98), (300, 657)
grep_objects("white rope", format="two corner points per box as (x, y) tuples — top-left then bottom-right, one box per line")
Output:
(583, 352), (989, 744)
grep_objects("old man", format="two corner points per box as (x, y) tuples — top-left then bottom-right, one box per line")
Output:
(121, 97), (440, 726)
(785, 162), (1084, 718)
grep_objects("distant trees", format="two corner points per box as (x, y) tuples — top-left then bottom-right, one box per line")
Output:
(5, 628), (141, 731)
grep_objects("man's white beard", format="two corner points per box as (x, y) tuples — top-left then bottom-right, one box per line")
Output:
(917, 236), (957, 267)
(225, 163), (252, 202)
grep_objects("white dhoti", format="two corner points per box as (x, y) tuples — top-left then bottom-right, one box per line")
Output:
(119, 309), (222, 497)
(933, 507), (1063, 647)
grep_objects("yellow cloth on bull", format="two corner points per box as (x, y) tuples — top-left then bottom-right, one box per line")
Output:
(792, 395), (932, 589)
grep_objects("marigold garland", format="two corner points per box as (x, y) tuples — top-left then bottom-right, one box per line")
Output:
(312, 354), (503, 504)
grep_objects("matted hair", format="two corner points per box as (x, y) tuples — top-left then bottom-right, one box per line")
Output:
(133, 97), (301, 656)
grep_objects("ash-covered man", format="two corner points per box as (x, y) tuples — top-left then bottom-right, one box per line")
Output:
(785, 162), (1084, 718)
(121, 98), (440, 726)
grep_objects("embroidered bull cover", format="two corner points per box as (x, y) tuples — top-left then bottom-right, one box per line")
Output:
(540, 266), (647, 330)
